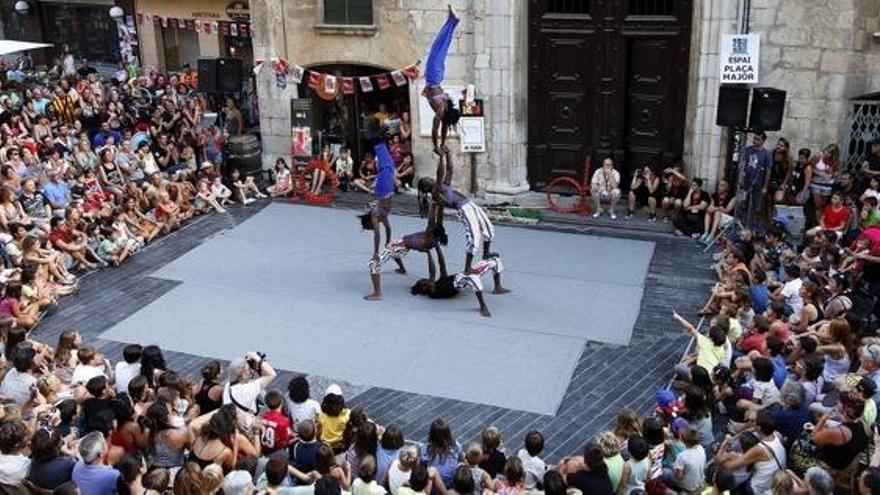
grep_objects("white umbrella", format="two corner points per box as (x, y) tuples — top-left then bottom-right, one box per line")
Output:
(0, 40), (52, 56)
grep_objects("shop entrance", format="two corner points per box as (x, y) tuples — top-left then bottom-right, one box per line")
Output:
(297, 63), (411, 164)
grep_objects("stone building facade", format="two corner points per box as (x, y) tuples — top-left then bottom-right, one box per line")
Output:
(252, 0), (880, 198)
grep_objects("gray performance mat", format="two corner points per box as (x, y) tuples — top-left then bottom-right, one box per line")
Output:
(101, 204), (654, 414)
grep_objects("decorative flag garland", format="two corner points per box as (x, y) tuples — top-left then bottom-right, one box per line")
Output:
(134, 11), (422, 96)
(136, 12), (250, 38)
(253, 57), (422, 95)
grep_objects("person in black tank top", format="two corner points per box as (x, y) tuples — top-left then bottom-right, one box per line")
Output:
(195, 360), (223, 415)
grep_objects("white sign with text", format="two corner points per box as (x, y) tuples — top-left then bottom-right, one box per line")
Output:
(720, 34), (760, 84)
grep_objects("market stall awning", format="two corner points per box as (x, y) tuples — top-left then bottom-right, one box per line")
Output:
(0, 41), (52, 56)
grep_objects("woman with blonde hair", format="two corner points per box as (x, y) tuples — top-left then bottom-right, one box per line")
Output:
(594, 430), (625, 490)
(810, 143), (840, 220)
(612, 409), (641, 456)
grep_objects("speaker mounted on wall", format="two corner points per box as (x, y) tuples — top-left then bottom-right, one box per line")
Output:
(749, 87), (786, 132)
(197, 58), (243, 94)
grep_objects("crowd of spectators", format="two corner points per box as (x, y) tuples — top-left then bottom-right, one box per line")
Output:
(6, 48), (880, 495)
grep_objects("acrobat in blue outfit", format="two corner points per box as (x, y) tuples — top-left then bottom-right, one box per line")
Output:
(422, 5), (461, 155)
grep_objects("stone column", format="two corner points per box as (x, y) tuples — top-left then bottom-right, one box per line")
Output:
(474, 0), (530, 199)
(683, 0), (741, 187)
(251, 0), (294, 170)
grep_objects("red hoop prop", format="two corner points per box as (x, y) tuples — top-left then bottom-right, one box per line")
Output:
(290, 157), (338, 204)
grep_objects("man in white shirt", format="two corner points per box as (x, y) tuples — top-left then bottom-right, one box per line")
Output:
(772, 265), (804, 324)
(115, 344), (142, 395)
(223, 351), (277, 430)
(590, 157), (622, 220)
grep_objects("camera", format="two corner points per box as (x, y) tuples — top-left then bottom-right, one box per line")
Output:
(246, 352), (266, 371)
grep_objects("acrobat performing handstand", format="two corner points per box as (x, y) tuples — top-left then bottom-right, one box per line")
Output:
(411, 256), (505, 317)
(423, 5), (462, 156)
(359, 140), (398, 301)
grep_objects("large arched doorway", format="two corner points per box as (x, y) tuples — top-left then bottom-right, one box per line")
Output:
(527, 0), (693, 189)
(297, 63), (411, 165)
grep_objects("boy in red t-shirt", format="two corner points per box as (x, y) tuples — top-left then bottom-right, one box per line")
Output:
(808, 191), (851, 237)
(261, 390), (293, 456)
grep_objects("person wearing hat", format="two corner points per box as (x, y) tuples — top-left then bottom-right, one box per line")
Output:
(222, 351), (276, 432)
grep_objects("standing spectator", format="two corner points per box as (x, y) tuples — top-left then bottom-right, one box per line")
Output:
(743, 131), (772, 220)
(810, 144), (840, 221)
(769, 137), (794, 205)
(590, 157), (621, 220)
(785, 148), (813, 205)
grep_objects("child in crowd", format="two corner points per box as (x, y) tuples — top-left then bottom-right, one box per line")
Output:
(212, 176), (233, 207)
(114, 343), (142, 395)
(194, 178), (226, 214)
(287, 375), (322, 425)
(317, 383), (350, 453)
(494, 457), (526, 495)
(464, 443), (494, 494)
(478, 425), (506, 480)
(261, 389), (293, 458)
(291, 419), (319, 476)
(618, 436), (650, 494)
(97, 226), (132, 266)
(229, 168), (265, 205)
(386, 445), (418, 494)
(267, 158), (293, 197)
(351, 455), (386, 495)
(670, 426), (706, 493)
(516, 431), (546, 490)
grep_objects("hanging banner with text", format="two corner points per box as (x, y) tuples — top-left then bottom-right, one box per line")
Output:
(720, 34), (760, 84)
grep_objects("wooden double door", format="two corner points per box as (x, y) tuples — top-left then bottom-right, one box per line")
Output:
(527, 0), (693, 188)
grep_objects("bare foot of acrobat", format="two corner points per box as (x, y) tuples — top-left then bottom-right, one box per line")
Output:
(363, 293), (382, 301)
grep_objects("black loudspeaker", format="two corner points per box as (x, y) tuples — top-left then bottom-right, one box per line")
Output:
(216, 58), (243, 93)
(749, 87), (786, 131)
(197, 59), (217, 93)
(716, 85), (750, 128)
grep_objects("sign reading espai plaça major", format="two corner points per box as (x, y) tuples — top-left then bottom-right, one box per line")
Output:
(720, 34), (760, 84)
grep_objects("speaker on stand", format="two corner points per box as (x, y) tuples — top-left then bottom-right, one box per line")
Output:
(716, 85), (750, 128)
(197, 59), (217, 94)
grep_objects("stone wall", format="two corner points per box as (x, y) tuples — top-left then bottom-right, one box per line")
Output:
(686, 0), (880, 187)
(251, 0), (529, 197)
(750, 0), (880, 154)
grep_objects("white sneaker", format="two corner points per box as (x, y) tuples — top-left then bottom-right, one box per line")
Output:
(592, 211), (602, 218)
(244, 198), (255, 205)
(610, 212), (617, 220)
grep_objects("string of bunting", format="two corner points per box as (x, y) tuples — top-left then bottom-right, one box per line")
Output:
(254, 57), (421, 96)
(135, 12), (251, 38)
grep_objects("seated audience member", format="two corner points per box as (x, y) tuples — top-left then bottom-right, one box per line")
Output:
(590, 157), (621, 220)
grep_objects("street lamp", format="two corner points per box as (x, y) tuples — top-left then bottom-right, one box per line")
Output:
(13, 1), (29, 15)
(109, 5), (125, 21)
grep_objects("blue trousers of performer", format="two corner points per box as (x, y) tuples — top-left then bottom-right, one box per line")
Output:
(425, 14), (459, 86)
